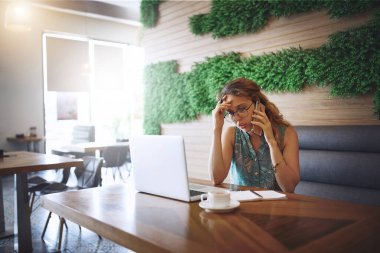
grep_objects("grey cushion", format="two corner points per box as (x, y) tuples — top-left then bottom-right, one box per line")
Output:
(299, 150), (380, 190)
(296, 125), (380, 153)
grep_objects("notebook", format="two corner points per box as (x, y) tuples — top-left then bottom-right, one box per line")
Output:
(230, 190), (287, 202)
(130, 135), (224, 202)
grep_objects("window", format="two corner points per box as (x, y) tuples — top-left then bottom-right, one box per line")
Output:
(43, 33), (144, 153)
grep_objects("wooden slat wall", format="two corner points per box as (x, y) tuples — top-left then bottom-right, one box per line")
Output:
(142, 0), (380, 180)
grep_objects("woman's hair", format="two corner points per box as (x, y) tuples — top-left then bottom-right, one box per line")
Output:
(218, 77), (290, 147)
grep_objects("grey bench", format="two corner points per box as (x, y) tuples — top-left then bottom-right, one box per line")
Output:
(294, 125), (380, 206)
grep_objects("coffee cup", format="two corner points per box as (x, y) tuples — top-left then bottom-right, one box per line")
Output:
(201, 189), (231, 208)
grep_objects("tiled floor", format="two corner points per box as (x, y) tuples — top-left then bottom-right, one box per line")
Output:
(0, 165), (134, 253)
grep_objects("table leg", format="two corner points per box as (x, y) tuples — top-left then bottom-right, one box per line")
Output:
(26, 143), (30, 152)
(0, 176), (13, 239)
(14, 173), (33, 252)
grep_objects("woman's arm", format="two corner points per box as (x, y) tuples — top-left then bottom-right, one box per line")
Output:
(252, 105), (300, 192)
(208, 99), (234, 185)
(268, 126), (300, 192)
(209, 127), (234, 185)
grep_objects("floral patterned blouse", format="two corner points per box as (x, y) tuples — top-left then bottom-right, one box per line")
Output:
(230, 126), (286, 190)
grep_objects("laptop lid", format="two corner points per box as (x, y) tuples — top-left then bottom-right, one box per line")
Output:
(130, 135), (194, 202)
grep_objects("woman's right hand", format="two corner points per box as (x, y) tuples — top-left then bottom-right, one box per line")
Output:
(212, 96), (229, 131)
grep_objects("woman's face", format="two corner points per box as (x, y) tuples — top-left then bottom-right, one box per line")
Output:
(224, 94), (255, 132)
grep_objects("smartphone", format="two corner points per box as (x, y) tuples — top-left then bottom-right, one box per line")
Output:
(252, 99), (263, 135)
(255, 99), (260, 112)
(251, 99), (260, 123)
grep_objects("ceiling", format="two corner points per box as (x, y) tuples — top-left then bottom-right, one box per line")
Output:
(95, 0), (141, 21)
(31, 0), (141, 25)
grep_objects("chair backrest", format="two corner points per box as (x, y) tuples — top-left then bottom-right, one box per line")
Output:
(75, 156), (103, 189)
(71, 125), (95, 144)
(54, 167), (71, 184)
(102, 145), (130, 167)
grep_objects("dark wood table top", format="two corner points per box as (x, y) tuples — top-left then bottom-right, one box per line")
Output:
(0, 151), (83, 175)
(7, 136), (43, 143)
(41, 179), (380, 253)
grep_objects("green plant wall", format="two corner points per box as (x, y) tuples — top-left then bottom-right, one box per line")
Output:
(143, 11), (380, 135)
(190, 0), (379, 38)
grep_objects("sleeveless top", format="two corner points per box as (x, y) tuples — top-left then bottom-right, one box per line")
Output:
(230, 126), (286, 190)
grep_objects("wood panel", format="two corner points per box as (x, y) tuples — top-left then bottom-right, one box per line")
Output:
(162, 86), (379, 180)
(142, 0), (380, 180)
(142, 2), (371, 66)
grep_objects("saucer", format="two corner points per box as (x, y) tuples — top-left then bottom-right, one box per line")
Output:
(199, 200), (240, 213)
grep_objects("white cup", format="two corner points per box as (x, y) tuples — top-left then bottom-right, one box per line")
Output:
(201, 190), (231, 208)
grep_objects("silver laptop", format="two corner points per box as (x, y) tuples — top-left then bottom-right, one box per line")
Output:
(130, 135), (224, 202)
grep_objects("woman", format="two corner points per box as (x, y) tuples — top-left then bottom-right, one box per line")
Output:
(209, 77), (300, 192)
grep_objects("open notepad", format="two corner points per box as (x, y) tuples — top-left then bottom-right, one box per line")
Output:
(230, 190), (287, 202)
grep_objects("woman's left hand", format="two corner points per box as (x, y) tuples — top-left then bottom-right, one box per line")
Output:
(251, 105), (276, 144)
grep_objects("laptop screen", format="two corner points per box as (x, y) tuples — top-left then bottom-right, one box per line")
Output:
(130, 135), (193, 202)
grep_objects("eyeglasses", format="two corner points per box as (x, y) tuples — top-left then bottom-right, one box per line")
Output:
(224, 102), (254, 122)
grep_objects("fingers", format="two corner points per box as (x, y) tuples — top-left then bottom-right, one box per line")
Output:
(216, 96), (231, 114)
(253, 105), (268, 120)
(252, 115), (268, 126)
(251, 111), (269, 127)
(219, 95), (227, 104)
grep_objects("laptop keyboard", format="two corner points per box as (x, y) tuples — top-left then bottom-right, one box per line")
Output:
(190, 189), (205, 197)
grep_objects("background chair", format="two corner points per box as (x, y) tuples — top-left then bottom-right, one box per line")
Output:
(41, 156), (103, 250)
(70, 125), (95, 144)
(102, 145), (130, 182)
(28, 166), (71, 213)
(51, 125), (95, 158)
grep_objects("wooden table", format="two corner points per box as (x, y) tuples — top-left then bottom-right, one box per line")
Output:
(0, 151), (83, 253)
(41, 180), (380, 253)
(7, 136), (43, 152)
(52, 141), (129, 157)
(61, 141), (128, 153)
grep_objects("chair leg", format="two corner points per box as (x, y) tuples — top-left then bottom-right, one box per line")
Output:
(29, 192), (36, 213)
(126, 163), (132, 178)
(63, 219), (68, 229)
(118, 167), (124, 182)
(58, 217), (65, 250)
(112, 167), (116, 181)
(41, 212), (52, 239)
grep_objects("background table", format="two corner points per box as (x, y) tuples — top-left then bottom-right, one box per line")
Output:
(0, 151), (83, 253)
(7, 136), (43, 152)
(41, 180), (380, 253)
(52, 141), (129, 158)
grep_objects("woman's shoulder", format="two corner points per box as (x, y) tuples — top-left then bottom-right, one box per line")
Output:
(223, 126), (236, 137)
(222, 126), (236, 143)
(283, 125), (298, 142)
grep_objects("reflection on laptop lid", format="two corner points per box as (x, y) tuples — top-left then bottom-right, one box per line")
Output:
(130, 135), (219, 202)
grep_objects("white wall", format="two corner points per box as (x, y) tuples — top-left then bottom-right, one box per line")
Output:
(0, 2), (141, 152)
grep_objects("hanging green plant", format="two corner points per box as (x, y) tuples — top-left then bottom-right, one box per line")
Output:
(144, 10), (380, 134)
(189, 0), (380, 38)
(140, 0), (161, 28)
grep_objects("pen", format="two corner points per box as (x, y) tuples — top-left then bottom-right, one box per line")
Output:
(250, 190), (263, 198)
